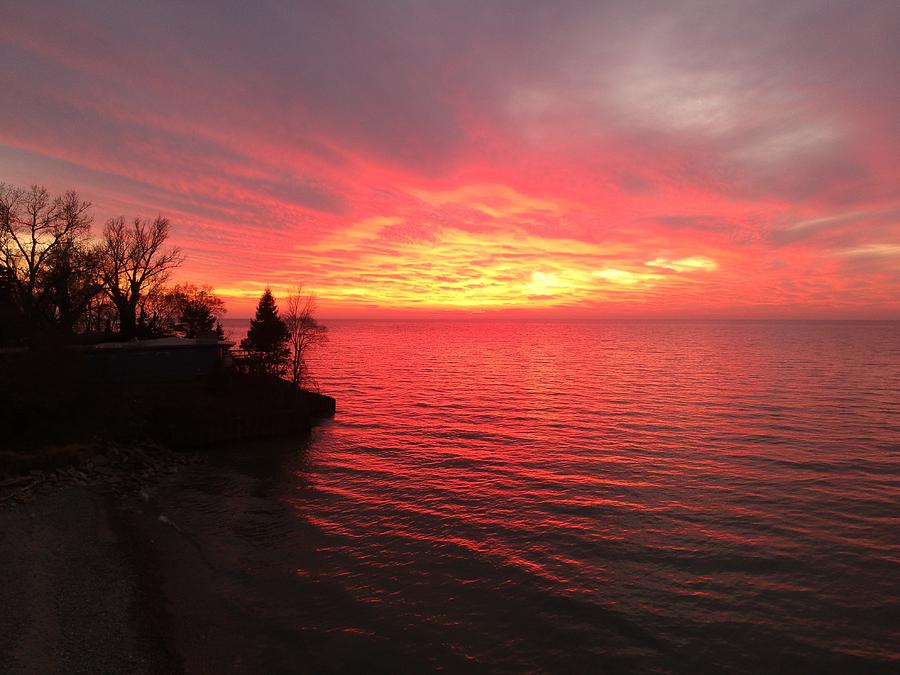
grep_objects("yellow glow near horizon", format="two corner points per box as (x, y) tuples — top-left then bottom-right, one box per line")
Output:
(211, 206), (724, 313)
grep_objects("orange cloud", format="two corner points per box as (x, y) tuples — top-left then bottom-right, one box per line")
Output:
(0, 2), (898, 318)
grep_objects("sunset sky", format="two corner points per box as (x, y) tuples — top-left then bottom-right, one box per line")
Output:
(2, 1), (899, 318)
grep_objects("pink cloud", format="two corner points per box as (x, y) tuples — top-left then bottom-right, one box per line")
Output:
(1, 1), (898, 317)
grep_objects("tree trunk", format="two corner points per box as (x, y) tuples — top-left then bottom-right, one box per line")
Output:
(117, 299), (137, 339)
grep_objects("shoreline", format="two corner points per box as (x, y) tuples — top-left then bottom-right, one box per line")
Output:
(0, 441), (310, 674)
(1, 476), (312, 674)
(1, 437), (422, 674)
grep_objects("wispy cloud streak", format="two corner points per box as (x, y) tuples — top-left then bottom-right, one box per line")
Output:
(1, 0), (898, 317)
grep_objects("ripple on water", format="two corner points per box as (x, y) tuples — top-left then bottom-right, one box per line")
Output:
(193, 319), (900, 671)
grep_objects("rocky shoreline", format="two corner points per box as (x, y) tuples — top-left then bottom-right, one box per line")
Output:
(0, 372), (338, 673)
(1, 443), (208, 508)
(1, 434), (427, 674)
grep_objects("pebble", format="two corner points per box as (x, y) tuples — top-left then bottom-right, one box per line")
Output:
(0, 443), (207, 507)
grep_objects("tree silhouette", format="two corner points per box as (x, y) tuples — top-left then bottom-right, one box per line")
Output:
(170, 284), (226, 338)
(0, 183), (93, 340)
(97, 216), (182, 339)
(42, 236), (102, 336)
(240, 288), (289, 375)
(0, 265), (23, 345)
(284, 288), (327, 388)
(0, 180), (228, 347)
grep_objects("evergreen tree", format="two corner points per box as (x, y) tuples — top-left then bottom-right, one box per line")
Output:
(240, 288), (289, 375)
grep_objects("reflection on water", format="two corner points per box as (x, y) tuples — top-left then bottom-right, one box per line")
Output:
(165, 320), (900, 672)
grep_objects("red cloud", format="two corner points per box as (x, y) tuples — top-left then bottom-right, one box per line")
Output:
(1, 1), (898, 318)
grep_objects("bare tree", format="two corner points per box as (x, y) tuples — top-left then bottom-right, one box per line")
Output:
(41, 235), (102, 334)
(79, 289), (118, 336)
(0, 183), (106, 343)
(0, 183), (93, 337)
(97, 216), (183, 339)
(283, 288), (327, 388)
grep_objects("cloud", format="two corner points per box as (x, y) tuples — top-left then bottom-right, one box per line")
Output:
(645, 257), (718, 273)
(0, 0), (898, 316)
(838, 244), (900, 260)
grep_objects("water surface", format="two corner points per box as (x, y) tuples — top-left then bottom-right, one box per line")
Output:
(168, 320), (900, 672)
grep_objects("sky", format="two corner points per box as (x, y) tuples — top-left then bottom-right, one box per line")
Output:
(2, 0), (899, 318)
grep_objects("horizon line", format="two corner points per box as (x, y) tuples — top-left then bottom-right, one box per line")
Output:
(221, 316), (900, 322)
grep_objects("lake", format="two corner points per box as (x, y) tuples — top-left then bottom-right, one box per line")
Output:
(160, 319), (900, 672)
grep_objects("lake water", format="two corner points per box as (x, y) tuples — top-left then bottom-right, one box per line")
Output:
(162, 320), (900, 672)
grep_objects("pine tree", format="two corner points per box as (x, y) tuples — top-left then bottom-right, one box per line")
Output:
(240, 288), (289, 375)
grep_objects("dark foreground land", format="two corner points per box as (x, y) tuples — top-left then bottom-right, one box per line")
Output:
(0, 480), (316, 674)
(0, 443), (415, 675)
(0, 360), (340, 673)
(1, 456), (321, 675)
(0, 486), (175, 673)
(0, 441), (249, 674)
